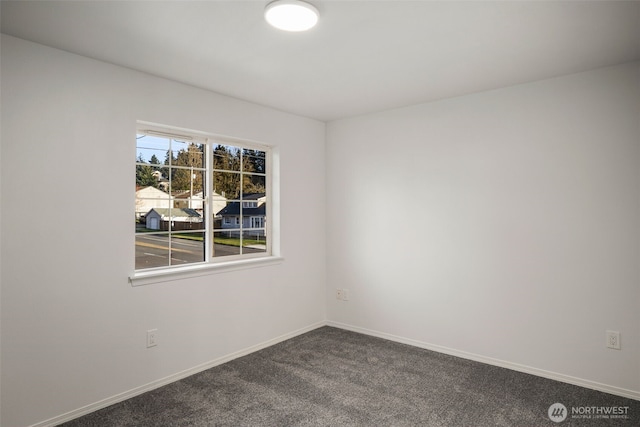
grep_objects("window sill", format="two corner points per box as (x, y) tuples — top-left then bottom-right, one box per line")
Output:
(129, 256), (284, 287)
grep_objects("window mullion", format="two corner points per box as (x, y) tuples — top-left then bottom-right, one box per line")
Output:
(168, 138), (173, 265)
(265, 148), (272, 255)
(205, 139), (212, 262)
(239, 150), (243, 254)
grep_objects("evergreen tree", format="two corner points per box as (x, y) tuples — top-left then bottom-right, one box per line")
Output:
(136, 155), (157, 187)
(213, 145), (241, 199)
(172, 143), (205, 192)
(211, 145), (267, 199)
(163, 149), (175, 186)
(241, 149), (266, 195)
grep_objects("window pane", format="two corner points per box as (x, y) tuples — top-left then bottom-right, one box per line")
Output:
(213, 144), (241, 171)
(136, 134), (170, 164)
(172, 140), (205, 169)
(242, 174), (266, 198)
(192, 170), (205, 194)
(170, 232), (205, 265)
(243, 231), (267, 254)
(214, 200), (240, 230)
(136, 233), (170, 269)
(211, 189), (226, 220)
(137, 193), (166, 229)
(213, 171), (240, 200)
(140, 207), (168, 230)
(169, 207), (204, 232)
(137, 162), (170, 192)
(242, 149), (266, 174)
(135, 162), (170, 193)
(171, 167), (202, 193)
(173, 169), (204, 211)
(213, 231), (241, 257)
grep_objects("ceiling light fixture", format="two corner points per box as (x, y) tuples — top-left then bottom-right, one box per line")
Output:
(265, 0), (319, 32)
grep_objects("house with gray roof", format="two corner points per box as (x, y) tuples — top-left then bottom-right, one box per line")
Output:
(215, 194), (266, 238)
(145, 208), (203, 231)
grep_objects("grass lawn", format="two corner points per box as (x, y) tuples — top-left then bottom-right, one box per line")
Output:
(213, 236), (265, 247)
(175, 233), (264, 247)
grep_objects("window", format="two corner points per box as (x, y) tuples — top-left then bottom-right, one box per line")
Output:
(250, 216), (264, 228)
(134, 125), (273, 277)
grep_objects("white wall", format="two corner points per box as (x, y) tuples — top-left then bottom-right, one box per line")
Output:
(326, 62), (640, 397)
(0, 35), (326, 427)
(2, 32), (639, 427)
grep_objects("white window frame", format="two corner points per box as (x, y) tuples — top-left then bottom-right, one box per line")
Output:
(130, 122), (282, 286)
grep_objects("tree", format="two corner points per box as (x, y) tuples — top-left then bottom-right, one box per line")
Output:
(241, 148), (266, 195)
(163, 149), (175, 184)
(172, 143), (205, 192)
(242, 149), (265, 173)
(213, 145), (241, 199)
(211, 145), (267, 199)
(136, 155), (157, 188)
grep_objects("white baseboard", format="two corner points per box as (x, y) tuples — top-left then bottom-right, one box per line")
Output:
(31, 321), (326, 427)
(326, 320), (640, 402)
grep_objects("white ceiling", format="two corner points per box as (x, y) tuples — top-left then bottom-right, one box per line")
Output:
(2, 1), (639, 122)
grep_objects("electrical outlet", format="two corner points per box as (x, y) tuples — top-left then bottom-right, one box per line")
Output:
(336, 288), (350, 301)
(606, 330), (620, 350)
(147, 329), (158, 348)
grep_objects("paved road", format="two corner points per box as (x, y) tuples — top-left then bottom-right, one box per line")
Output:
(135, 234), (264, 269)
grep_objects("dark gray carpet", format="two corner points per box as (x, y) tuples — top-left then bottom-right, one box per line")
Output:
(60, 326), (640, 426)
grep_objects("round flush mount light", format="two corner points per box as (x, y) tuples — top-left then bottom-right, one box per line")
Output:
(265, 0), (319, 32)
